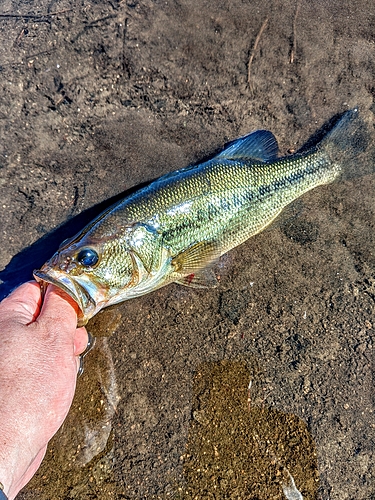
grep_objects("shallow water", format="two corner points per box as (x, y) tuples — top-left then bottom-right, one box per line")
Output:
(0, 0), (374, 498)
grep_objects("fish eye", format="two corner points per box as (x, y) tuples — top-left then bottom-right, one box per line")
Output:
(76, 248), (99, 268)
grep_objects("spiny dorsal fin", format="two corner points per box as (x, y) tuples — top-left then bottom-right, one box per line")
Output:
(215, 130), (278, 162)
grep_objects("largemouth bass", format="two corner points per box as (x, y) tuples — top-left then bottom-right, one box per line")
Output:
(34, 108), (361, 326)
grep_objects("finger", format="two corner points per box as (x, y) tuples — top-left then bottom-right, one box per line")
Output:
(14, 446), (47, 496)
(0, 281), (42, 324)
(75, 354), (82, 374)
(73, 327), (89, 356)
(37, 285), (79, 329)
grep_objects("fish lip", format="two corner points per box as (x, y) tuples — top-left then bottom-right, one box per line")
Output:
(33, 268), (96, 326)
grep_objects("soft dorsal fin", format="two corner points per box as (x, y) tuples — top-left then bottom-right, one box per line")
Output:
(215, 130), (279, 162)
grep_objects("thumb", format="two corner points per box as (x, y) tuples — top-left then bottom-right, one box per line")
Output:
(38, 285), (89, 359)
(74, 327), (89, 356)
(37, 284), (80, 329)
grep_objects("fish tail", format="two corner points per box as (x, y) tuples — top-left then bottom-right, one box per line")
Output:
(317, 107), (369, 180)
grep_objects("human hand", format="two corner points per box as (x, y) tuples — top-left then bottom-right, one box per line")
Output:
(0, 281), (88, 499)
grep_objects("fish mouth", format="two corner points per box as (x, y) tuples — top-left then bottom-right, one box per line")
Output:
(33, 268), (97, 327)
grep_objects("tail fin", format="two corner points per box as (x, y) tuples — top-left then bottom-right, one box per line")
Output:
(318, 108), (369, 179)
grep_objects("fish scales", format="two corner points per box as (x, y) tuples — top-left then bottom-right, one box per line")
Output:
(94, 151), (332, 255)
(34, 108), (361, 325)
(122, 155), (330, 255)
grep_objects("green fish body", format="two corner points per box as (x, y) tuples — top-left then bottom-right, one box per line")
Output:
(34, 109), (360, 325)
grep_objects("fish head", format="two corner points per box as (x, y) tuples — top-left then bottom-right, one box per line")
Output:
(34, 233), (139, 326)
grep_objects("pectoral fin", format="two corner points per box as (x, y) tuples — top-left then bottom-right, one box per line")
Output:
(171, 241), (219, 288)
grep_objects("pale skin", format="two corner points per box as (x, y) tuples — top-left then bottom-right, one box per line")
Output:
(0, 282), (88, 499)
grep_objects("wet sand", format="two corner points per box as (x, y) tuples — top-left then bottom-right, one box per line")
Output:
(0, 0), (374, 498)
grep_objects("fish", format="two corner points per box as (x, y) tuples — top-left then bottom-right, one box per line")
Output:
(34, 108), (362, 326)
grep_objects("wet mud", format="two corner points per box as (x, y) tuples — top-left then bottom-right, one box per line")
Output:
(181, 360), (318, 499)
(0, 0), (374, 498)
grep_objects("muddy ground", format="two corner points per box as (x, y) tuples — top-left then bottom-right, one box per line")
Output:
(0, 0), (375, 498)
